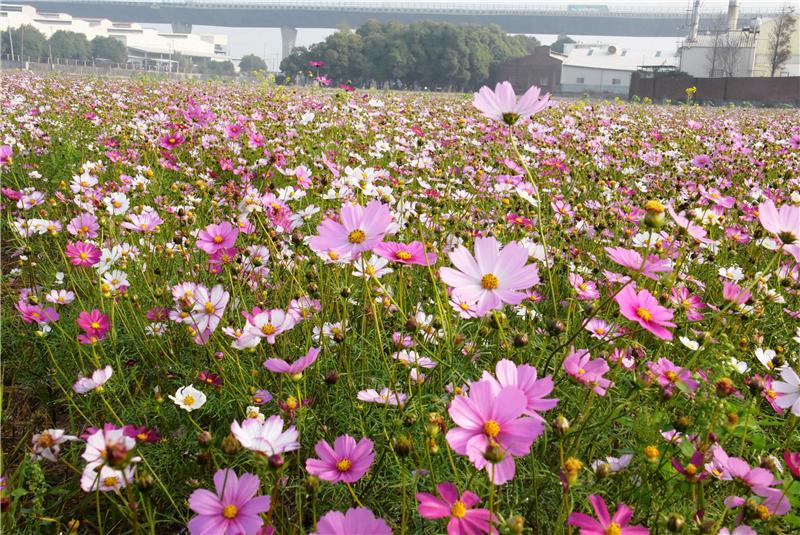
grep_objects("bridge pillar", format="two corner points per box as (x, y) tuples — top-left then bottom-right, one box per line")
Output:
(171, 22), (192, 34)
(280, 26), (298, 60)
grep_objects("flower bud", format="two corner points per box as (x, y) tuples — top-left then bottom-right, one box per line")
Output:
(221, 433), (241, 455)
(483, 443), (506, 463)
(644, 445), (660, 462)
(393, 435), (413, 457)
(673, 416), (692, 432)
(268, 454), (285, 470)
(716, 378), (735, 398)
(67, 519), (81, 533)
(513, 333), (529, 347)
(325, 370), (339, 385)
(305, 475), (320, 494)
(197, 430), (212, 446)
(508, 515), (525, 535)
(595, 462), (612, 479)
(667, 513), (685, 532)
(551, 415), (570, 436)
(136, 470), (155, 491)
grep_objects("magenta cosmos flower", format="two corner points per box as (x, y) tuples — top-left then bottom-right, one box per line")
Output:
(66, 241), (101, 267)
(416, 482), (497, 535)
(473, 82), (550, 125)
(188, 468), (271, 535)
(446, 380), (542, 485)
(76, 309), (110, 344)
(308, 200), (393, 261)
(568, 495), (649, 534)
(480, 359), (558, 424)
(263, 347), (320, 376)
(305, 434), (374, 483)
(311, 507), (391, 535)
(614, 284), (675, 340)
(758, 199), (800, 261)
(440, 237), (539, 317)
(374, 241), (437, 266)
(197, 221), (239, 255)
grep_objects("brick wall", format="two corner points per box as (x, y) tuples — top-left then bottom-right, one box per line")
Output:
(630, 72), (800, 106)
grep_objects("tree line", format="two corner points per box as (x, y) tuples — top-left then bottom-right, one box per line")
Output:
(279, 21), (540, 91)
(1, 25), (128, 63)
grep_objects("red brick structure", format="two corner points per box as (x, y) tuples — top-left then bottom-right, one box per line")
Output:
(495, 46), (563, 95)
(629, 72), (800, 106)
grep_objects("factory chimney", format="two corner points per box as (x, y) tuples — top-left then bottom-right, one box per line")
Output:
(727, 0), (740, 32)
(688, 0), (701, 41)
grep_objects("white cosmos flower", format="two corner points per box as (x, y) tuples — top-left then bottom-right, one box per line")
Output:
(679, 336), (699, 351)
(168, 385), (206, 412)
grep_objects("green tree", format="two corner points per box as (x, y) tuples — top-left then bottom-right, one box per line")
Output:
(239, 54), (268, 74)
(48, 30), (91, 60)
(91, 36), (127, 63)
(767, 6), (797, 77)
(205, 60), (235, 76)
(1, 25), (48, 60)
(551, 34), (576, 54)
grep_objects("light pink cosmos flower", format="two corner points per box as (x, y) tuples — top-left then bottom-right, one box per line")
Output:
(718, 527), (756, 535)
(121, 211), (163, 233)
(197, 221), (239, 255)
(773, 367), (800, 416)
(0, 144), (12, 166)
(758, 199), (800, 261)
(73, 365), (113, 394)
(480, 359), (558, 424)
(190, 284), (230, 333)
(67, 213), (99, 238)
(356, 388), (407, 407)
(440, 237), (539, 317)
(263, 347), (320, 376)
(238, 308), (296, 347)
(230, 415), (299, 456)
(374, 241), (438, 266)
(591, 454), (634, 474)
(667, 204), (712, 244)
(584, 319), (619, 340)
(309, 200), (393, 260)
(473, 82), (550, 125)
(569, 273), (601, 301)
(31, 429), (78, 461)
(614, 284), (676, 340)
(604, 247), (672, 280)
(568, 495), (649, 534)
(563, 348), (613, 396)
(15, 300), (59, 325)
(416, 482), (497, 535)
(646, 358), (698, 395)
(311, 508), (391, 535)
(446, 380), (542, 485)
(722, 281), (752, 306)
(188, 468), (271, 535)
(305, 435), (375, 484)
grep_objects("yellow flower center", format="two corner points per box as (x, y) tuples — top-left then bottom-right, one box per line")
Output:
(204, 302), (215, 314)
(481, 273), (499, 290)
(577, 368), (586, 375)
(137, 432), (148, 441)
(396, 250), (412, 260)
(644, 445), (660, 459)
(459, 302), (471, 311)
(285, 396), (298, 410)
(483, 420), (500, 438)
(102, 476), (120, 487)
(80, 252), (89, 260)
(665, 371), (678, 382)
(336, 459), (352, 472)
(37, 432), (54, 447)
(348, 230), (366, 244)
(213, 235), (223, 243)
(685, 463), (697, 475)
(636, 307), (653, 321)
(450, 500), (467, 519)
(579, 283), (588, 291)
(261, 324), (276, 335)
(222, 504), (238, 519)
(90, 321), (101, 329)
(327, 251), (339, 260)
(183, 395), (195, 406)
(605, 523), (622, 535)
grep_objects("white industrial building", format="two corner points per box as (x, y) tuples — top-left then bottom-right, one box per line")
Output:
(0, 4), (229, 67)
(559, 45), (679, 95)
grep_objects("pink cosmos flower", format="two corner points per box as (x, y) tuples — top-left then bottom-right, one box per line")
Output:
(31, 428), (78, 461)
(584, 318), (618, 340)
(669, 287), (705, 321)
(73, 365), (113, 394)
(473, 82), (550, 125)
(614, 284), (676, 340)
(190, 284), (230, 333)
(309, 200), (393, 260)
(604, 247), (672, 280)
(311, 507), (391, 535)
(159, 132), (185, 150)
(570, 273), (601, 301)
(480, 359), (558, 424)
(15, 300), (59, 324)
(197, 221), (239, 255)
(76, 309), (110, 344)
(263, 347), (320, 376)
(374, 241), (438, 266)
(722, 281), (752, 305)
(188, 468), (271, 535)
(416, 482), (497, 535)
(356, 388), (407, 407)
(568, 495), (649, 534)
(0, 145), (12, 166)
(758, 199), (800, 261)
(667, 204), (712, 244)
(647, 358), (698, 394)
(305, 435), (375, 484)
(563, 348), (612, 396)
(66, 241), (101, 267)
(122, 212), (163, 233)
(239, 308), (296, 347)
(445, 380), (542, 485)
(440, 237), (539, 317)
(67, 213), (99, 238)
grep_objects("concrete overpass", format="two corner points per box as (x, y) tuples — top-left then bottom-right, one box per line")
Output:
(19, 1), (780, 59)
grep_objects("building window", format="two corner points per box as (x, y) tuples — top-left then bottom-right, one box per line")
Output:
(655, 51), (662, 57)
(587, 49), (594, 56)
(621, 50), (628, 56)
(576, 77), (584, 84)
(612, 78), (621, 85)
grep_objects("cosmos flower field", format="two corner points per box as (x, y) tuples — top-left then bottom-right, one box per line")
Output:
(1, 73), (800, 535)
